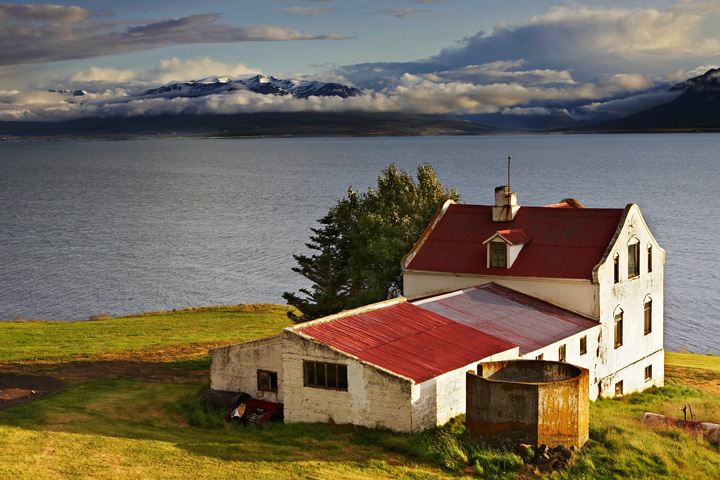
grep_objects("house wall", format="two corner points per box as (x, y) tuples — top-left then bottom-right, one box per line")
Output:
(403, 272), (598, 319)
(281, 330), (415, 432)
(522, 326), (602, 401)
(594, 204), (665, 398)
(209, 335), (284, 403)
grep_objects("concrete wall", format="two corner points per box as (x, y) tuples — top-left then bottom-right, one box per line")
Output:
(595, 204), (665, 398)
(281, 330), (415, 431)
(467, 360), (589, 448)
(209, 334), (284, 402)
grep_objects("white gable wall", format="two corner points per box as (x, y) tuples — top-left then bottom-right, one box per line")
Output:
(209, 335), (284, 403)
(594, 204), (665, 397)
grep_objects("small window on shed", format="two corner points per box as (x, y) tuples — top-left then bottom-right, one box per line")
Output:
(647, 244), (653, 273)
(490, 242), (507, 268)
(613, 253), (620, 284)
(615, 380), (624, 396)
(257, 370), (278, 392)
(628, 241), (640, 278)
(644, 298), (652, 335)
(558, 344), (567, 362)
(536, 353), (544, 360)
(580, 335), (587, 356)
(614, 310), (624, 348)
(645, 365), (653, 382)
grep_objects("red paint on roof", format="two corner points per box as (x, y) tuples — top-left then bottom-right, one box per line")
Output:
(415, 284), (598, 355)
(298, 302), (517, 383)
(494, 229), (530, 245)
(406, 204), (623, 279)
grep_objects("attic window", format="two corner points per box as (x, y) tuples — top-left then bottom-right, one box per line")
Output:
(490, 242), (507, 268)
(628, 240), (640, 278)
(613, 253), (619, 284)
(647, 244), (653, 273)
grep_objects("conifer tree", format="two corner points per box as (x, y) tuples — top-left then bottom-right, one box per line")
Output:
(283, 163), (460, 323)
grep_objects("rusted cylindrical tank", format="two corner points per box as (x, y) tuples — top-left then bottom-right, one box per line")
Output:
(466, 360), (589, 448)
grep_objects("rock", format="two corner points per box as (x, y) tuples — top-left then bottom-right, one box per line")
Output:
(516, 443), (534, 460)
(557, 445), (573, 459)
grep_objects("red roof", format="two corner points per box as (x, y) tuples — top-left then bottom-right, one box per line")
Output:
(406, 204), (624, 280)
(490, 229), (530, 245)
(415, 284), (598, 355)
(297, 302), (516, 383)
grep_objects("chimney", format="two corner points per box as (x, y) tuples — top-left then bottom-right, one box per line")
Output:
(492, 186), (520, 222)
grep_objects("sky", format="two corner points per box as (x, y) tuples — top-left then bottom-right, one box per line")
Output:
(1, 0), (719, 122)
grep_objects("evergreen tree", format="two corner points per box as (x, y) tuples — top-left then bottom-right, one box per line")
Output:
(283, 163), (460, 323)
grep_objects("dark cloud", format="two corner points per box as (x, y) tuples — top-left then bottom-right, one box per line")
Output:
(0, 5), (351, 67)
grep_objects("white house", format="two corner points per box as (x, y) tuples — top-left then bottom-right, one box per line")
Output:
(210, 186), (664, 432)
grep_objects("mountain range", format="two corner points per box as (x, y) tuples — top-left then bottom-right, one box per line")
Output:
(2, 70), (720, 140)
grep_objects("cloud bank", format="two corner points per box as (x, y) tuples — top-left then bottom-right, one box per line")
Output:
(0, 3), (351, 67)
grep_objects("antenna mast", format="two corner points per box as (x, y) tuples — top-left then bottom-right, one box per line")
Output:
(507, 155), (511, 190)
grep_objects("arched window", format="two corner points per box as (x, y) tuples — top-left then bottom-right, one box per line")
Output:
(628, 238), (640, 278)
(614, 307), (624, 348)
(647, 244), (653, 273)
(644, 296), (652, 335)
(613, 253), (620, 284)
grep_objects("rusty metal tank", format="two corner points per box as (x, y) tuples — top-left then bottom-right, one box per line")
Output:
(466, 360), (589, 448)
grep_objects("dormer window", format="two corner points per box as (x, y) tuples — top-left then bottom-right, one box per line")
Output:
(483, 229), (530, 269)
(490, 242), (507, 268)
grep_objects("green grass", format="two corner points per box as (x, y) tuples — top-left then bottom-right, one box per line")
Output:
(0, 304), (294, 364)
(666, 351), (720, 372)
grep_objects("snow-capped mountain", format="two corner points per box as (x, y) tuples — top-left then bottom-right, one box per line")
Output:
(143, 75), (362, 99)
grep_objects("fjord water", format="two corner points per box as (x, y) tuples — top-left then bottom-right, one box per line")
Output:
(1, 134), (718, 354)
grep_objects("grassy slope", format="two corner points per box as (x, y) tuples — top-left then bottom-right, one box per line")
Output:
(1, 309), (720, 479)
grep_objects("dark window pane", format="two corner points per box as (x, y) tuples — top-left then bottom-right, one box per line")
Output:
(490, 242), (507, 268)
(338, 365), (348, 389)
(327, 363), (338, 388)
(304, 361), (315, 386)
(628, 243), (639, 277)
(317, 362), (327, 387)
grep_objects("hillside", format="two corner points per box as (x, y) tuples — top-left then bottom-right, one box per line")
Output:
(0, 111), (495, 141)
(577, 68), (720, 132)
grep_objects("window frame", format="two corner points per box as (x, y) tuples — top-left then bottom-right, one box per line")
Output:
(644, 365), (653, 382)
(647, 244), (653, 273)
(615, 380), (624, 396)
(558, 344), (567, 362)
(490, 242), (507, 268)
(579, 335), (587, 356)
(257, 370), (278, 393)
(613, 252), (620, 284)
(644, 297), (652, 335)
(303, 360), (348, 391)
(614, 309), (624, 349)
(628, 241), (640, 278)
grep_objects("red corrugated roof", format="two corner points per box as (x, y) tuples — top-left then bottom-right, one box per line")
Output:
(493, 229), (530, 245)
(298, 302), (517, 383)
(415, 284), (598, 355)
(406, 204), (624, 279)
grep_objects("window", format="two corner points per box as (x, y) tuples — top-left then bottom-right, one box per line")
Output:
(490, 242), (507, 268)
(257, 370), (278, 392)
(613, 253), (620, 284)
(628, 241), (640, 278)
(303, 361), (348, 390)
(647, 244), (653, 273)
(536, 353), (544, 360)
(645, 365), (653, 381)
(580, 335), (587, 356)
(558, 344), (566, 362)
(615, 380), (624, 396)
(614, 310), (623, 348)
(644, 298), (652, 335)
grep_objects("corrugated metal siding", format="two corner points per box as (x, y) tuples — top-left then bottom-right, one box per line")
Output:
(299, 302), (517, 383)
(415, 284), (598, 355)
(406, 205), (623, 279)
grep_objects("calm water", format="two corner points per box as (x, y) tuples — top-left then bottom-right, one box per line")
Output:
(1, 135), (719, 354)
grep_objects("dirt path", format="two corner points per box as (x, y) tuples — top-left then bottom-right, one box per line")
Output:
(0, 360), (208, 411)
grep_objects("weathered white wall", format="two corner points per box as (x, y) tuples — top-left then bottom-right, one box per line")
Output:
(522, 326), (602, 400)
(209, 334), (284, 402)
(411, 347), (520, 432)
(403, 271), (598, 318)
(281, 330), (415, 431)
(595, 204), (665, 398)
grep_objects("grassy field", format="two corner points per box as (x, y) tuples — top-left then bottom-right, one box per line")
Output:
(1, 306), (719, 479)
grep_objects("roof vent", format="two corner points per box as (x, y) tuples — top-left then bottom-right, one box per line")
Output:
(493, 186), (520, 222)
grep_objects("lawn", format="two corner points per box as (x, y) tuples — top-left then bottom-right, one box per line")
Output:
(1, 308), (719, 479)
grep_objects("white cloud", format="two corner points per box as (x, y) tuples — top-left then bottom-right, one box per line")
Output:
(275, 6), (331, 16)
